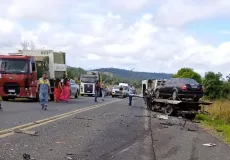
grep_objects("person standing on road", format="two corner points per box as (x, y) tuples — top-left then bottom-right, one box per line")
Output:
(119, 85), (123, 98)
(128, 84), (135, 106)
(54, 78), (62, 103)
(36, 73), (51, 110)
(60, 78), (70, 103)
(95, 80), (100, 102)
(101, 81), (105, 101)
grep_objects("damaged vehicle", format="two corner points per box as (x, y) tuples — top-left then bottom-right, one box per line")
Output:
(154, 78), (204, 102)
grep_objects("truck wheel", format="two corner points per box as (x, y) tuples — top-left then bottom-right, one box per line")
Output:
(172, 91), (178, 100)
(164, 104), (174, 115)
(185, 114), (196, 120)
(2, 97), (8, 101)
(75, 90), (79, 98)
(155, 90), (160, 99)
(50, 95), (54, 101)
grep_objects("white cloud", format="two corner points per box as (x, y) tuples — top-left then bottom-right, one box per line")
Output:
(0, 0), (230, 77)
(154, 0), (230, 27)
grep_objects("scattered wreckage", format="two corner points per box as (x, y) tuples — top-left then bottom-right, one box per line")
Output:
(140, 79), (212, 120)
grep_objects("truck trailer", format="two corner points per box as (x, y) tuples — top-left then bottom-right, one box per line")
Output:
(0, 50), (67, 101)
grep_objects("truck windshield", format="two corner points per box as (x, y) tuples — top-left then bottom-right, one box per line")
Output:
(81, 77), (97, 83)
(0, 58), (28, 73)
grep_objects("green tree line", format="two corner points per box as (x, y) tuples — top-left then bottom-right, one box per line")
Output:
(173, 68), (230, 100)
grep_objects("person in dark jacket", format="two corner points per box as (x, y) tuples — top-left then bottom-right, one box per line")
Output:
(95, 80), (100, 102)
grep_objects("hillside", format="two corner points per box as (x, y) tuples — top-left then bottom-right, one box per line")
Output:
(93, 68), (172, 80)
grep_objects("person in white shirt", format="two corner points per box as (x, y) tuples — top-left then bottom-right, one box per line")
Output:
(128, 84), (135, 106)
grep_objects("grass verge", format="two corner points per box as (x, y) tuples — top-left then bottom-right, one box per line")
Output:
(196, 114), (230, 144)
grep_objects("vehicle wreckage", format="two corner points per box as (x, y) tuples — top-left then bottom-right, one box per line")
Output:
(140, 79), (212, 120)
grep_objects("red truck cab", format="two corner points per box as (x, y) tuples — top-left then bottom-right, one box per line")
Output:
(0, 55), (37, 101)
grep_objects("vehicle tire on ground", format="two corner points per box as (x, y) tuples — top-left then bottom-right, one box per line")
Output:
(2, 97), (8, 101)
(163, 104), (174, 116)
(193, 97), (200, 102)
(75, 90), (79, 98)
(155, 89), (160, 98)
(185, 114), (196, 120)
(35, 93), (39, 102)
(172, 90), (178, 100)
(50, 94), (54, 101)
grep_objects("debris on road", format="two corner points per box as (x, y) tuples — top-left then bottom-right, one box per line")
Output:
(157, 115), (169, 120)
(66, 153), (77, 156)
(134, 115), (151, 118)
(187, 128), (197, 132)
(203, 143), (216, 147)
(56, 141), (66, 144)
(14, 129), (38, 136)
(74, 117), (93, 121)
(22, 153), (31, 160)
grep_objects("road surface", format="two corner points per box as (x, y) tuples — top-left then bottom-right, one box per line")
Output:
(0, 96), (230, 160)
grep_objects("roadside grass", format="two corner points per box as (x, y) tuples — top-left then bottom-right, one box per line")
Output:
(197, 99), (230, 144)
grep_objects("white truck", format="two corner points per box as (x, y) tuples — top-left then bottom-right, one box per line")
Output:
(80, 71), (102, 96)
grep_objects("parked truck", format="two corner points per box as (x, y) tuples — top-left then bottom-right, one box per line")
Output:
(80, 71), (102, 97)
(0, 50), (67, 101)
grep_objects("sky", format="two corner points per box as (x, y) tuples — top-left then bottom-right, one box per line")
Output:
(1, 0), (230, 76)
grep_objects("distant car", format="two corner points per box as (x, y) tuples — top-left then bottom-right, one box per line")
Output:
(70, 79), (79, 98)
(112, 85), (121, 97)
(154, 78), (203, 102)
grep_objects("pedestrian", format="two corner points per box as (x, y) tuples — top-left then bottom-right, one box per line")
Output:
(119, 85), (123, 98)
(101, 81), (105, 101)
(128, 84), (135, 106)
(60, 78), (70, 103)
(95, 80), (100, 102)
(36, 73), (51, 110)
(54, 78), (62, 103)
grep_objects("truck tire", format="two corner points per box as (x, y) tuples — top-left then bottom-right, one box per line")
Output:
(35, 93), (39, 102)
(75, 90), (79, 98)
(163, 104), (174, 115)
(50, 94), (54, 101)
(2, 97), (8, 101)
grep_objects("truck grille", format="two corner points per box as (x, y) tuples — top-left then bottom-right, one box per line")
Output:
(4, 82), (20, 94)
(84, 84), (93, 93)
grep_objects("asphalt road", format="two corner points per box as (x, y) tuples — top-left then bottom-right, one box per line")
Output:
(0, 96), (230, 160)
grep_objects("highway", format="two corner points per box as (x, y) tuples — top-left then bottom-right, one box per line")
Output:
(0, 96), (230, 160)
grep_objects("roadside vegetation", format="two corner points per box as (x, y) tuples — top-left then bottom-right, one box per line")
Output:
(173, 68), (230, 143)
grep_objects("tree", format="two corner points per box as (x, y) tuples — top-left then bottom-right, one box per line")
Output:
(20, 41), (29, 50)
(20, 40), (36, 50)
(67, 68), (75, 79)
(203, 71), (223, 100)
(173, 68), (202, 83)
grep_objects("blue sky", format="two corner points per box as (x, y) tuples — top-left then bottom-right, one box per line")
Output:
(0, 0), (230, 76)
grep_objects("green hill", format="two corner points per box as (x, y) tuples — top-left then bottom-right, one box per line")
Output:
(92, 68), (172, 80)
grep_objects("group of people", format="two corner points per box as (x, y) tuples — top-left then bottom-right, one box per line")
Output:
(37, 73), (71, 110)
(36, 72), (135, 110)
(94, 80), (135, 106)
